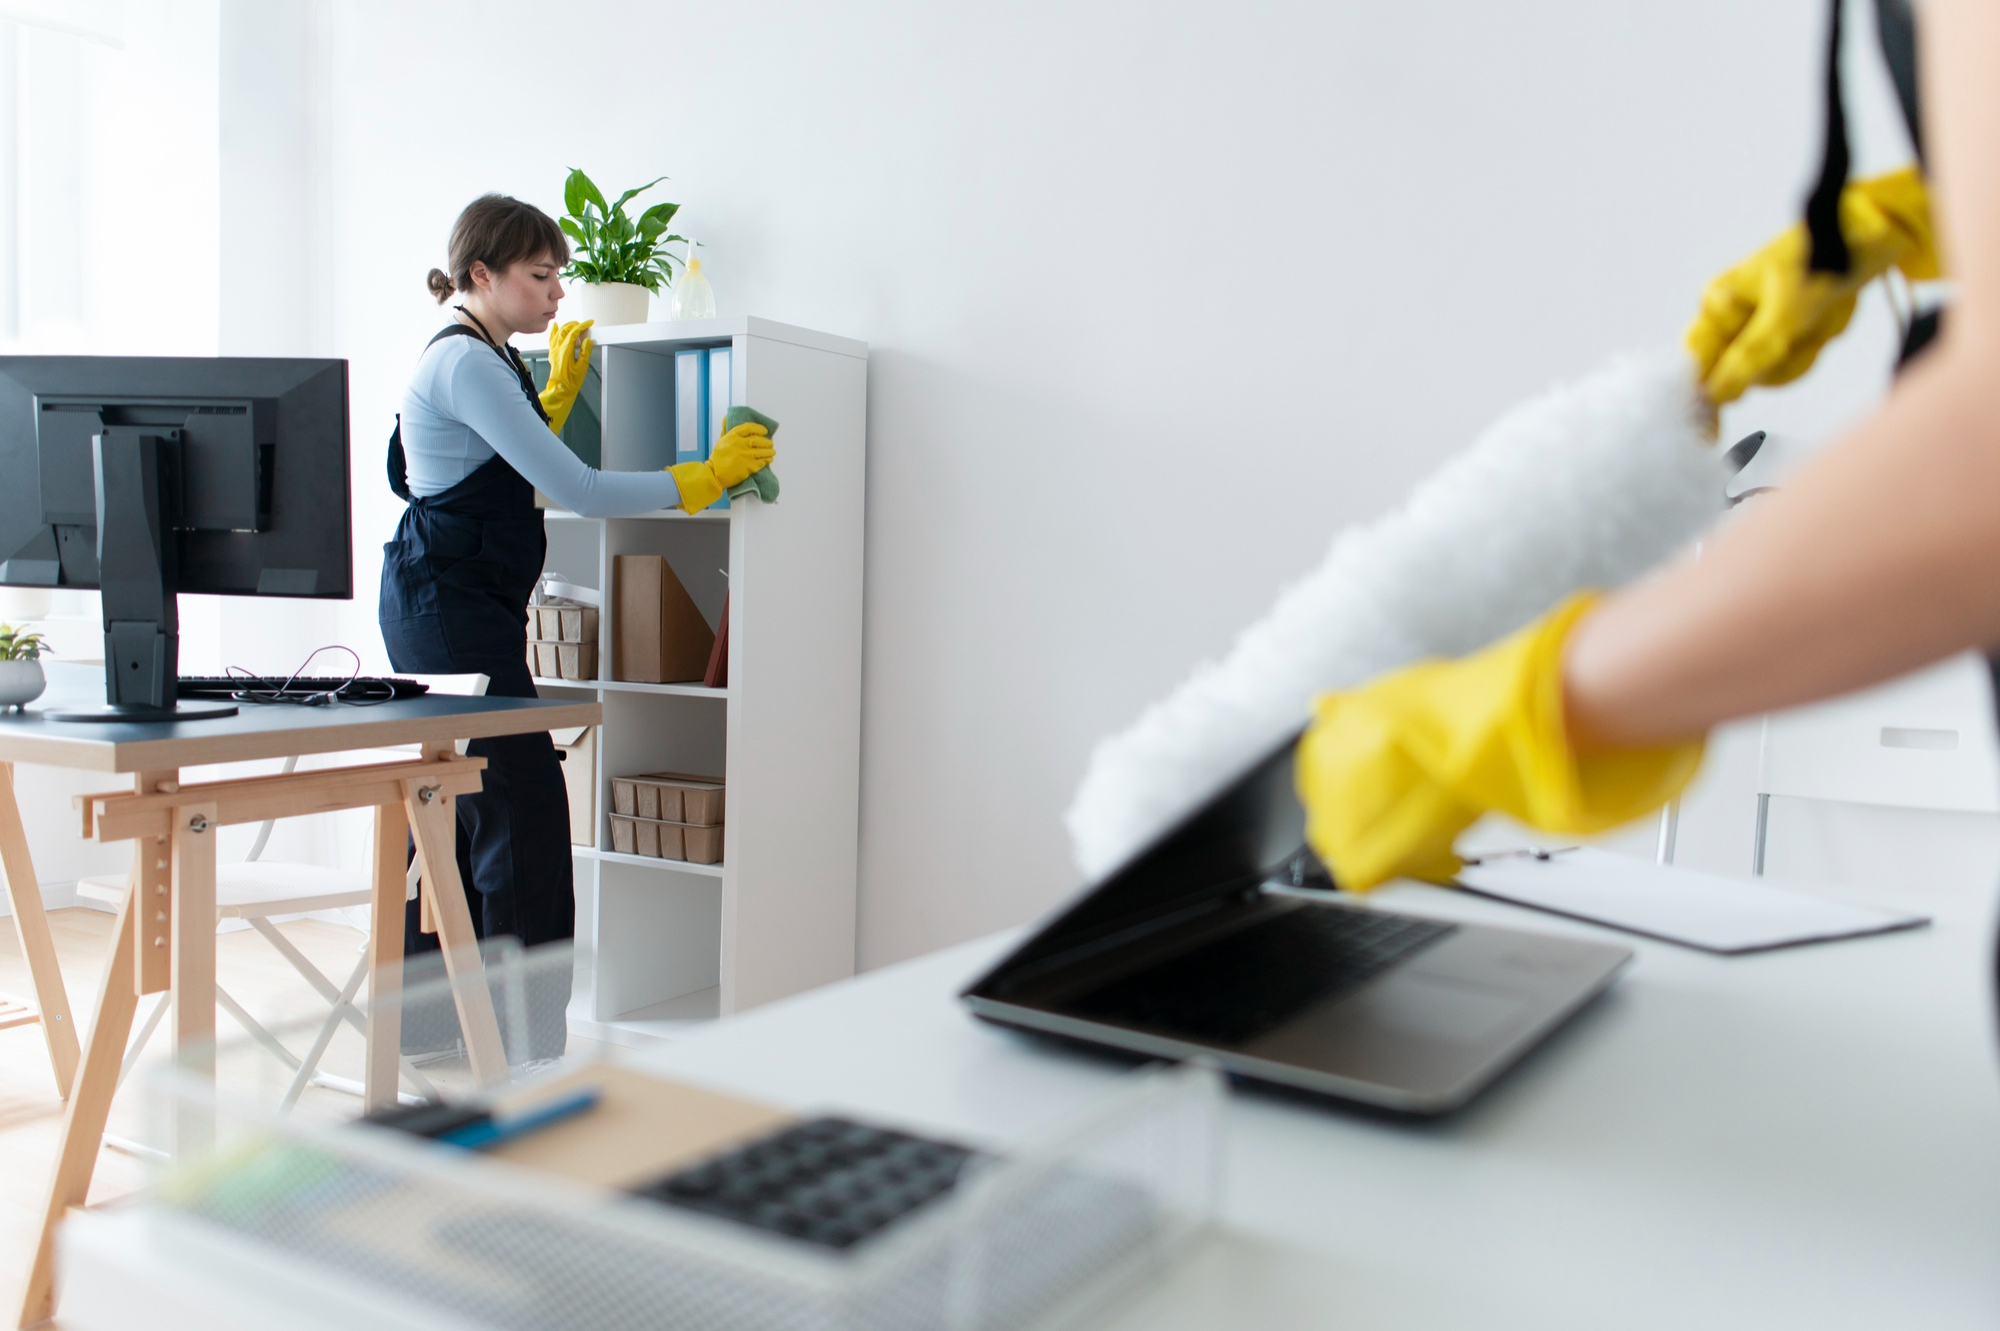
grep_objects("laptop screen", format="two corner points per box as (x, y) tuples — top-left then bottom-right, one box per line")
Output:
(969, 732), (1313, 996)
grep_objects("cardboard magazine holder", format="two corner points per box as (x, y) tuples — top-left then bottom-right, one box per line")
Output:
(613, 555), (716, 684)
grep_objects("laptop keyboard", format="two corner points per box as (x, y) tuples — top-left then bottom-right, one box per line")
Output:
(1066, 904), (1456, 1046)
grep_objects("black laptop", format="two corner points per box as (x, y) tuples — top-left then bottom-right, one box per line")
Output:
(961, 734), (1631, 1114)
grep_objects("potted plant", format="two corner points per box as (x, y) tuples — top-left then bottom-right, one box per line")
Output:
(556, 169), (690, 327)
(0, 624), (47, 710)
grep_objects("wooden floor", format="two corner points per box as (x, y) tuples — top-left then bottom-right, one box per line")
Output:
(0, 906), (475, 1324)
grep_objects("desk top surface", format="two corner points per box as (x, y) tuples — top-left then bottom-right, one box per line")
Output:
(0, 680), (600, 772)
(631, 877), (2000, 1331)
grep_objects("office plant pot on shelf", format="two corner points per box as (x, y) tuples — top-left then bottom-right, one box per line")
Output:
(561, 281), (650, 328)
(555, 167), (688, 329)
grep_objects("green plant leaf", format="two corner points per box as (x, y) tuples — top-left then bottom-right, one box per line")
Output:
(558, 217), (585, 245)
(611, 176), (669, 214)
(637, 201), (680, 231)
(563, 167), (595, 219)
(575, 169), (607, 215)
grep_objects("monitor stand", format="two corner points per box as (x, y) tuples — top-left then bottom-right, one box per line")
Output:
(41, 700), (238, 723)
(40, 428), (236, 723)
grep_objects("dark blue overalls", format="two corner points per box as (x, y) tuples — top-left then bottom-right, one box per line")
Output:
(380, 320), (573, 1056)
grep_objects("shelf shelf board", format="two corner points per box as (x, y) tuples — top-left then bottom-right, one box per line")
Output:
(569, 986), (720, 1049)
(542, 507), (729, 522)
(532, 677), (728, 699)
(519, 314), (867, 360)
(576, 846), (726, 877)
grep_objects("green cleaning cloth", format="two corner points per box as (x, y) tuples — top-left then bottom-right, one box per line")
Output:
(722, 405), (781, 504)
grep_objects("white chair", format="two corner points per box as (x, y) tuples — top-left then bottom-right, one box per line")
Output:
(78, 672), (489, 1112)
(1751, 652), (2000, 874)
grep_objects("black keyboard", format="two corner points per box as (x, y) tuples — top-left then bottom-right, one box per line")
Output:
(630, 1116), (982, 1250)
(1066, 904), (1456, 1046)
(176, 675), (430, 701)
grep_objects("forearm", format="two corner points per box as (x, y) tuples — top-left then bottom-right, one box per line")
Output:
(1565, 335), (2000, 748)
(454, 371), (684, 517)
(529, 456), (685, 519)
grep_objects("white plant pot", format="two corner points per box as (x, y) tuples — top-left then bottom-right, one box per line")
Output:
(0, 659), (45, 710)
(560, 281), (652, 328)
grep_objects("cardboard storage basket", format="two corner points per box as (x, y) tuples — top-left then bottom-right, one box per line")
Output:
(529, 639), (599, 681)
(532, 603), (599, 644)
(609, 814), (724, 864)
(610, 772), (725, 825)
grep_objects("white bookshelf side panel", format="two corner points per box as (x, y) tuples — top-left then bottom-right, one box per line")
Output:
(722, 334), (867, 1011)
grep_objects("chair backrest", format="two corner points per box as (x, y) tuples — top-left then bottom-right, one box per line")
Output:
(1758, 651), (2000, 814)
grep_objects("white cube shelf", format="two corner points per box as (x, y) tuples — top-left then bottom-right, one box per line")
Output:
(523, 317), (867, 1037)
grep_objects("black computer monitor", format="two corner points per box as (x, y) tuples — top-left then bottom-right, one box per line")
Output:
(0, 356), (350, 721)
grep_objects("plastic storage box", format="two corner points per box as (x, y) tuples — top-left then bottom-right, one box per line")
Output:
(135, 952), (1222, 1331)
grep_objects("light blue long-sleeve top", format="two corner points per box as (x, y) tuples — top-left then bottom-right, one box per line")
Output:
(399, 332), (683, 518)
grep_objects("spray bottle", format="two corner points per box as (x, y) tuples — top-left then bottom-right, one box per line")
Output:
(666, 237), (716, 320)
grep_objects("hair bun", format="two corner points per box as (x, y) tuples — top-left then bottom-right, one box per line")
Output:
(425, 267), (455, 303)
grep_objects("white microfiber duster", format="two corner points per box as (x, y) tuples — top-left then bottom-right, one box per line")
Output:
(1066, 351), (1726, 880)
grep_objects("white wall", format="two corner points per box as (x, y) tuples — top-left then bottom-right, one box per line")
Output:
(26, 2), (1969, 949)
(0, 1), (224, 903)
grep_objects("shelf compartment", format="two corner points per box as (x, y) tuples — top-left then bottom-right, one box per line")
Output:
(588, 858), (722, 1021)
(532, 677), (728, 699)
(577, 846), (726, 878)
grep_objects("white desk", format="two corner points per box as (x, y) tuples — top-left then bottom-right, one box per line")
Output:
(59, 878), (2000, 1330)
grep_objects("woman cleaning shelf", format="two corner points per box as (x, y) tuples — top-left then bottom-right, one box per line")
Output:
(378, 192), (775, 1051)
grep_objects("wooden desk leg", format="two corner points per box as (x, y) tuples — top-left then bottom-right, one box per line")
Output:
(401, 775), (507, 1086)
(0, 761), (79, 1096)
(364, 800), (408, 1111)
(170, 800), (218, 1157)
(14, 885), (140, 1329)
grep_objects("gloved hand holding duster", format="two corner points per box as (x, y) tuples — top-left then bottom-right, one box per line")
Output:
(1066, 354), (1726, 882)
(1296, 594), (1704, 891)
(1070, 163), (1939, 892)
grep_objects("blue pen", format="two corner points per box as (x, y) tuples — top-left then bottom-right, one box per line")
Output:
(440, 1086), (601, 1151)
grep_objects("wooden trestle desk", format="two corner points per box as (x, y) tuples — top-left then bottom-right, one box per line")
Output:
(0, 689), (600, 1328)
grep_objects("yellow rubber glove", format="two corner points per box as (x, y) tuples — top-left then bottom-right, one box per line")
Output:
(1295, 593), (1705, 893)
(666, 422), (775, 514)
(539, 319), (595, 434)
(1687, 166), (1939, 406)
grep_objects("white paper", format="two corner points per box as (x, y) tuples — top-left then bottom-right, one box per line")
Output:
(1453, 847), (1928, 954)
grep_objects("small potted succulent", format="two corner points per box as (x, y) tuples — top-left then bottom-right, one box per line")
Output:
(0, 624), (47, 709)
(556, 169), (689, 327)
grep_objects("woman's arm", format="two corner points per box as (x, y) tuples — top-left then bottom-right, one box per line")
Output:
(1564, 0), (2000, 749)
(444, 348), (685, 519)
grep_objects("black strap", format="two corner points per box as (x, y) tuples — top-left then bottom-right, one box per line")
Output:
(1805, 0), (1852, 273)
(1876, 0), (1923, 163)
(386, 320), (550, 502)
(1805, 0), (1928, 275)
(451, 308), (552, 425)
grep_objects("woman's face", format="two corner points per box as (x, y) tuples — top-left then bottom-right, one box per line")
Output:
(470, 251), (564, 334)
